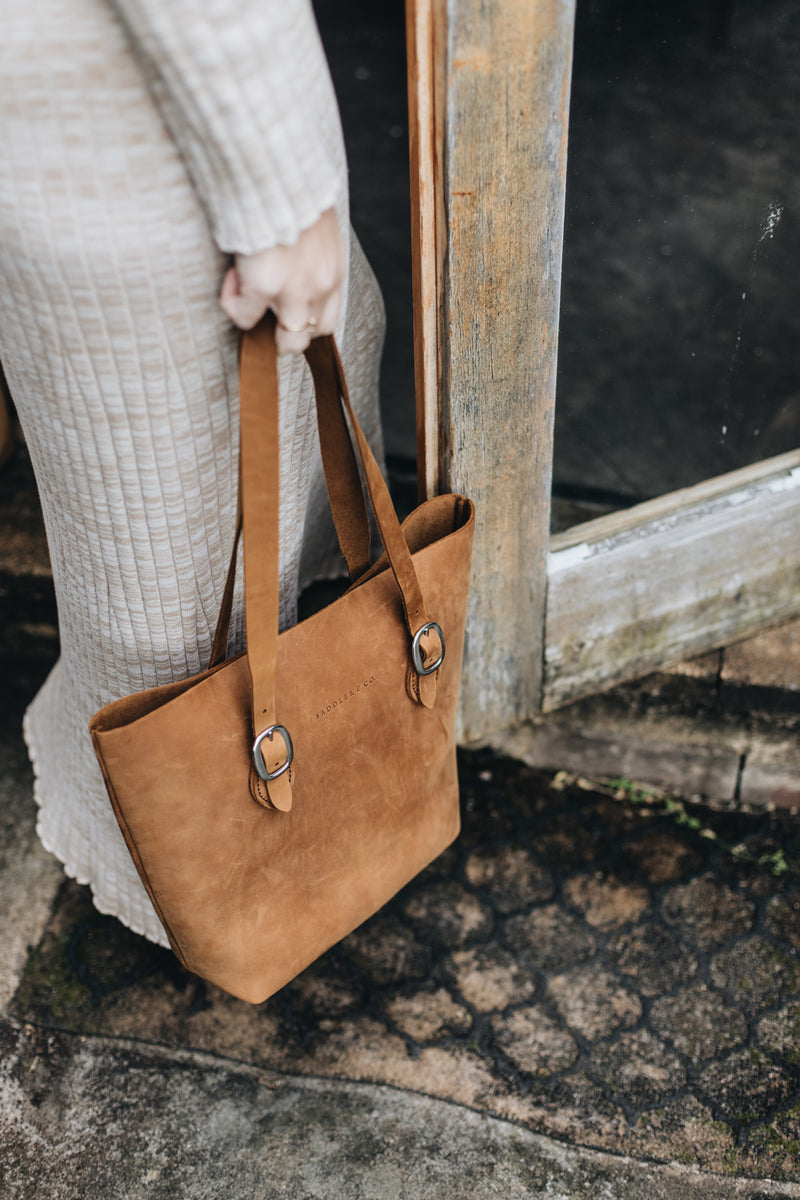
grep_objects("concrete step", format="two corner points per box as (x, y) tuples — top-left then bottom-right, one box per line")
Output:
(4, 1019), (799, 1200)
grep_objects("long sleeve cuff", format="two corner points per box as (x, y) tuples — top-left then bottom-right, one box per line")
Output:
(109, 0), (347, 254)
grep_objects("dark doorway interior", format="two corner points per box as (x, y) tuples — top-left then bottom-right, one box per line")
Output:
(316, 0), (800, 529)
(556, 0), (800, 527)
(314, 0), (416, 471)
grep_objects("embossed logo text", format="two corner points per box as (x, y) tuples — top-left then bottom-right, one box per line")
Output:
(315, 676), (376, 720)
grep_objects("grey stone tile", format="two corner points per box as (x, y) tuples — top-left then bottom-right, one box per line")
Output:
(649, 984), (748, 1062)
(503, 905), (597, 974)
(547, 962), (642, 1041)
(661, 875), (756, 950)
(587, 1029), (687, 1109)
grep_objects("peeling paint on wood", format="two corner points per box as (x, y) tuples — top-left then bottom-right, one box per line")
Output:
(544, 453), (800, 711)
(550, 449), (800, 555)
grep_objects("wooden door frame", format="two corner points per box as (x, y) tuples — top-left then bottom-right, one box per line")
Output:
(407, 0), (575, 739)
(545, 450), (800, 710)
(406, 0), (800, 741)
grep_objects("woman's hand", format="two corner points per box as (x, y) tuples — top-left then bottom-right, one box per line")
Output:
(219, 207), (344, 354)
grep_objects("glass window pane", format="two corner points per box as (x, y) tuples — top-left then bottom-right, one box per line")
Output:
(553, 0), (800, 532)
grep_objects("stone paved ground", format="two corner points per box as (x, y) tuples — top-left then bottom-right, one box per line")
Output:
(12, 746), (800, 1184)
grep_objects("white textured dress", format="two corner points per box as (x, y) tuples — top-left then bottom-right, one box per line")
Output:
(0, 0), (385, 945)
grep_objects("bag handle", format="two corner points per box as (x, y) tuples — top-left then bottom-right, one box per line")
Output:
(208, 334), (374, 668)
(305, 335), (430, 630)
(219, 317), (443, 810)
(305, 338), (373, 580)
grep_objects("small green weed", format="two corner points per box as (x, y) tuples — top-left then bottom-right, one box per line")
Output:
(606, 777), (717, 840)
(601, 777), (794, 878)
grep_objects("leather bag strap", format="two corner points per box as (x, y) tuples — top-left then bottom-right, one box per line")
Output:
(213, 317), (441, 806)
(209, 339), (373, 668)
(305, 335), (430, 636)
(306, 340), (372, 579)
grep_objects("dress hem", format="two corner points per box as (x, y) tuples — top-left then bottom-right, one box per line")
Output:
(22, 704), (172, 949)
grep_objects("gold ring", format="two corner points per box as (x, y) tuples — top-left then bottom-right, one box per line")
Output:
(278, 316), (318, 334)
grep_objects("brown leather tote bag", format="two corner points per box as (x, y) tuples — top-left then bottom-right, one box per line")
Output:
(89, 318), (475, 1003)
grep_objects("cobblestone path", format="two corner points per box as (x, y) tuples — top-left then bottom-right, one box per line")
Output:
(13, 748), (800, 1181)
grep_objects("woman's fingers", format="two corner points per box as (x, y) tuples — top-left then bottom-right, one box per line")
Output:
(219, 208), (345, 350)
(272, 284), (341, 355)
(219, 265), (268, 331)
(274, 319), (316, 356)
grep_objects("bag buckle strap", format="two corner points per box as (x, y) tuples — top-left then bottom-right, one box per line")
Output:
(253, 724), (293, 782)
(411, 622), (445, 676)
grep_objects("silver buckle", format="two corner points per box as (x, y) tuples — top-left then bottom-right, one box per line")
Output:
(411, 621), (445, 676)
(253, 724), (293, 782)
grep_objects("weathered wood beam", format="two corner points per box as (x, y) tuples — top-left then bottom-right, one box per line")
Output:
(429, 0), (575, 738)
(406, 0), (445, 502)
(544, 450), (800, 710)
